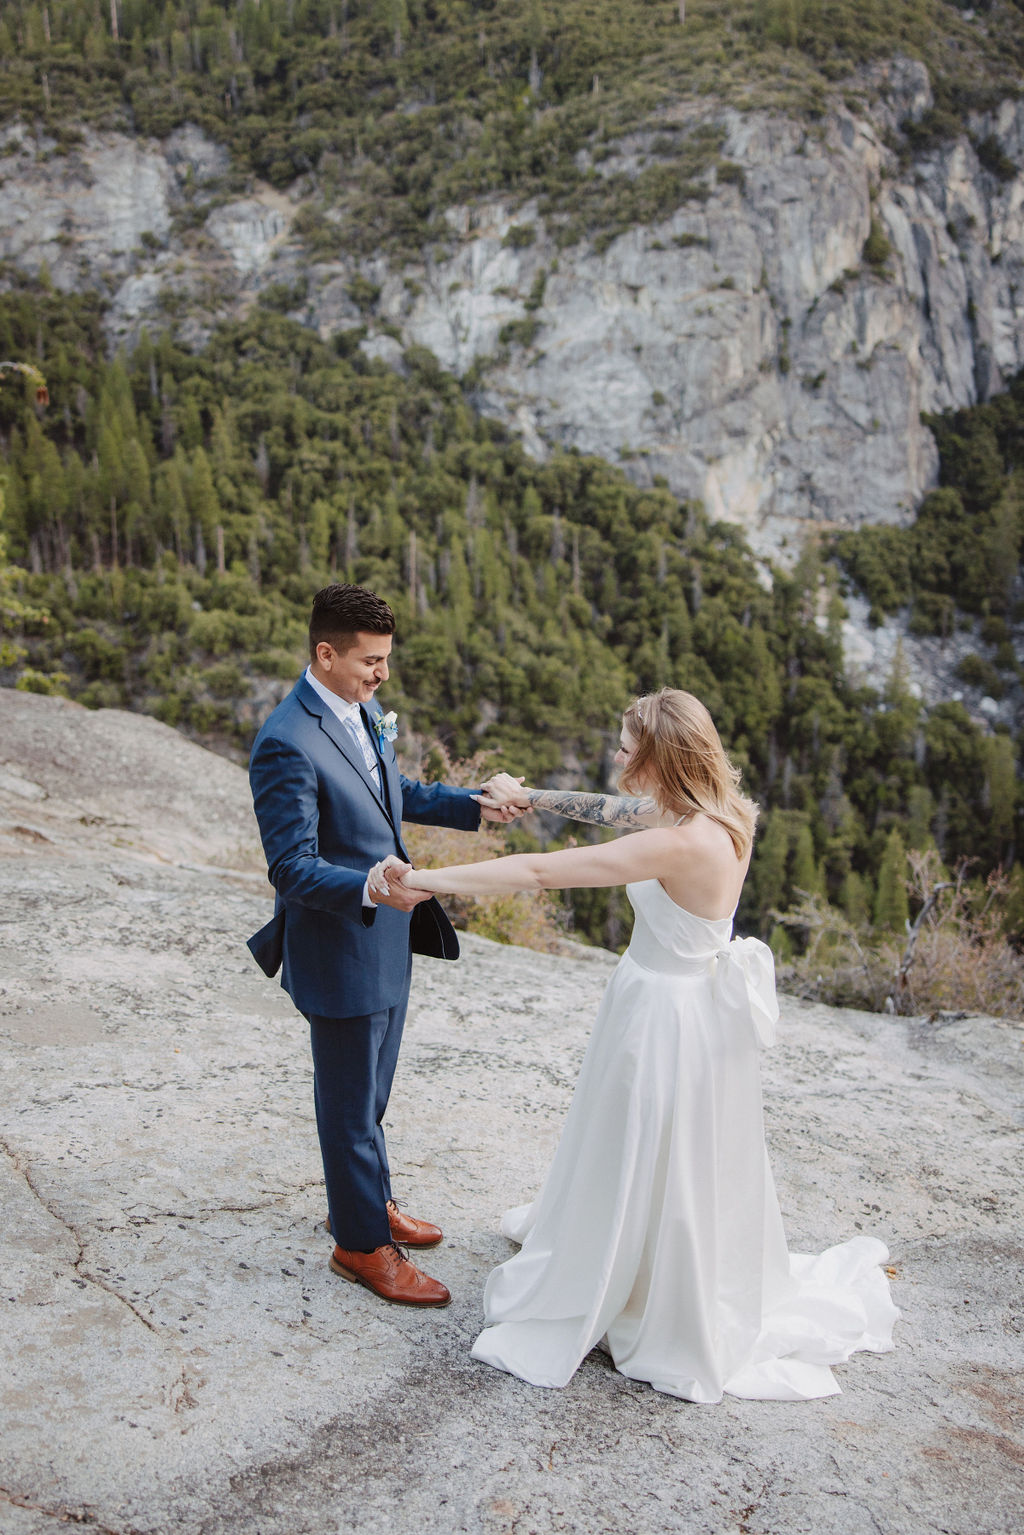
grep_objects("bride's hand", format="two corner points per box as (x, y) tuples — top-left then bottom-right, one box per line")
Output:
(368, 855), (433, 911)
(367, 855), (411, 898)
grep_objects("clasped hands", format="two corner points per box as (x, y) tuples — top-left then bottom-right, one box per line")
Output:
(366, 854), (425, 910)
(473, 770), (532, 823)
(366, 772), (533, 911)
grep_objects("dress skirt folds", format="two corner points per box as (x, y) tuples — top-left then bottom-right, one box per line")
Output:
(471, 881), (899, 1402)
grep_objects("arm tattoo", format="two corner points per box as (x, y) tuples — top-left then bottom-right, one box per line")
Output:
(525, 789), (658, 829)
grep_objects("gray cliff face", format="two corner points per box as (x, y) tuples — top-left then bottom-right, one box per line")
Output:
(1, 65), (1022, 563)
(371, 86), (1024, 557)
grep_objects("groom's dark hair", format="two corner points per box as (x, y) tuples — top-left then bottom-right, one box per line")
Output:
(309, 583), (396, 659)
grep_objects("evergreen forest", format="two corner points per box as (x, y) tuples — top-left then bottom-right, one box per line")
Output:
(1, 270), (1021, 978)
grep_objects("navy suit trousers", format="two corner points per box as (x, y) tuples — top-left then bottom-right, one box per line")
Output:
(308, 949), (412, 1252)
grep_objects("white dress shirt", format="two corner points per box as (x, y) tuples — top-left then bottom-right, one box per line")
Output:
(304, 666), (384, 908)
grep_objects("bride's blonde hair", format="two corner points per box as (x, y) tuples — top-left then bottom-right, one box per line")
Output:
(618, 688), (758, 858)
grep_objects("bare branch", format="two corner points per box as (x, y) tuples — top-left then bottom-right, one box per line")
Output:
(888, 881), (955, 1015)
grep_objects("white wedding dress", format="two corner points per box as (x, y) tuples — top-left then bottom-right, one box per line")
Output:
(471, 880), (899, 1401)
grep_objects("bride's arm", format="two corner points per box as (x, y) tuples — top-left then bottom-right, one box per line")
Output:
(478, 771), (664, 828)
(523, 787), (662, 828)
(395, 828), (682, 897)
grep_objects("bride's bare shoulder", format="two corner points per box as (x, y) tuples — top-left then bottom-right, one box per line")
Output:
(672, 812), (738, 854)
(658, 814), (751, 914)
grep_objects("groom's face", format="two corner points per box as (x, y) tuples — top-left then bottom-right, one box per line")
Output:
(314, 631), (393, 704)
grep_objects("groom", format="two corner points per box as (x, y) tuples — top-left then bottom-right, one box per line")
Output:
(248, 583), (517, 1307)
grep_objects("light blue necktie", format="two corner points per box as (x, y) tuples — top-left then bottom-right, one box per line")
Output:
(343, 707), (381, 793)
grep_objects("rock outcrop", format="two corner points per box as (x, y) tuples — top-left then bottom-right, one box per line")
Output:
(3, 63), (1024, 563)
(1, 689), (1021, 1534)
(365, 79), (1024, 556)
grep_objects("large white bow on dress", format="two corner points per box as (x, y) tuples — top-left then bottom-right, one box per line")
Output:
(710, 936), (779, 1048)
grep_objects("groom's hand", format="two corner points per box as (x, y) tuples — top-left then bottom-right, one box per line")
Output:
(480, 803), (522, 823)
(475, 772), (529, 822)
(376, 880), (433, 911)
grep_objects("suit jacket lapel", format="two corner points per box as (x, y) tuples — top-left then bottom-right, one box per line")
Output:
(360, 706), (393, 807)
(319, 706), (382, 796)
(297, 677), (395, 826)
(363, 705), (408, 855)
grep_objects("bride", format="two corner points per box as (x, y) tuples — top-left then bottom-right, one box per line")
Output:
(372, 688), (898, 1402)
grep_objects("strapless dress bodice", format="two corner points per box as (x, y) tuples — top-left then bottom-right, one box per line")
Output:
(625, 879), (734, 971)
(623, 880), (778, 1049)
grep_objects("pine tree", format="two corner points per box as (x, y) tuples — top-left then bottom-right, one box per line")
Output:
(189, 448), (220, 542)
(155, 456), (189, 564)
(446, 535), (472, 640)
(905, 785), (935, 850)
(753, 810), (789, 925)
(881, 640), (920, 756)
(981, 734), (1018, 854)
(309, 498), (333, 571)
(790, 821), (822, 896)
(982, 477), (1022, 613)
(0, 467), (50, 666)
(769, 924), (794, 962)
(874, 829), (909, 933)
(840, 870), (870, 928)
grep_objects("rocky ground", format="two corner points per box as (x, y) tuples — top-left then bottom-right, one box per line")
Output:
(1, 689), (1022, 1535)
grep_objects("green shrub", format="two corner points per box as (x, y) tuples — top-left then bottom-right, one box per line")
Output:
(503, 223), (536, 250)
(202, 661), (247, 699)
(68, 627), (127, 681)
(14, 666), (67, 695)
(498, 316), (541, 349)
(955, 653), (1004, 697)
(863, 216), (893, 272)
(974, 135), (1017, 182)
(833, 526), (913, 614)
(258, 281), (310, 314)
(347, 275), (382, 314)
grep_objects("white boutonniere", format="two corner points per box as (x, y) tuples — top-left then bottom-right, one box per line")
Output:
(374, 710), (398, 745)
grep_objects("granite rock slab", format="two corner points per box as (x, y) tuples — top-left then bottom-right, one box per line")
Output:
(1, 691), (1021, 1534)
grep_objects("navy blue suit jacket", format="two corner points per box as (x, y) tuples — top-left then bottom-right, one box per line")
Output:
(248, 675), (480, 1017)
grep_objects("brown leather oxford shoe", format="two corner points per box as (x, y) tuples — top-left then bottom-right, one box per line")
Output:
(386, 1199), (443, 1249)
(329, 1242), (451, 1307)
(324, 1200), (444, 1249)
